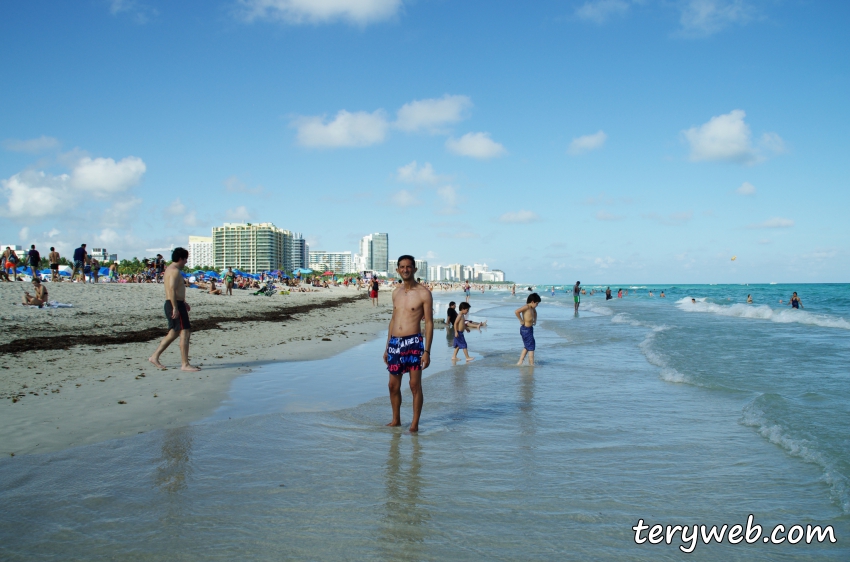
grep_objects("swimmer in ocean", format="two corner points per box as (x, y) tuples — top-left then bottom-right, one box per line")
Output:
(789, 292), (803, 309)
(747, 294), (753, 304)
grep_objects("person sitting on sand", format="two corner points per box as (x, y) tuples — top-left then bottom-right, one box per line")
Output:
(23, 277), (48, 307)
(208, 278), (221, 295)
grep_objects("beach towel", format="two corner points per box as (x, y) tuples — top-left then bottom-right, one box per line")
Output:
(17, 301), (74, 309)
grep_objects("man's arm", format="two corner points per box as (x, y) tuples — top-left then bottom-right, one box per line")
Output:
(421, 290), (433, 369)
(515, 305), (528, 322)
(384, 289), (396, 364)
(169, 270), (181, 318)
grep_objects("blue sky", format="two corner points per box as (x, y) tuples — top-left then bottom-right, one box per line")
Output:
(1, 0), (848, 283)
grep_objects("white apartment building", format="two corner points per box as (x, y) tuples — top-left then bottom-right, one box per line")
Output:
(359, 233), (388, 272)
(187, 236), (213, 269)
(212, 222), (286, 272)
(309, 250), (353, 274)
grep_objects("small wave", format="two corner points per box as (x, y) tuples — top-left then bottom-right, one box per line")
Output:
(742, 394), (849, 514)
(584, 304), (613, 316)
(636, 325), (695, 385)
(675, 298), (850, 330)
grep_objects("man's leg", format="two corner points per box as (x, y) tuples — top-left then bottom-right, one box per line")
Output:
(387, 374), (402, 427)
(517, 349), (527, 365)
(149, 329), (179, 368)
(408, 369), (423, 432)
(528, 350), (535, 366)
(179, 330), (201, 371)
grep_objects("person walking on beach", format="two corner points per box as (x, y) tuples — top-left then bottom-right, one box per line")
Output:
(48, 247), (60, 282)
(451, 302), (474, 362)
(516, 293), (540, 366)
(573, 281), (581, 313)
(148, 247), (200, 372)
(4, 247), (21, 280)
(27, 245), (41, 280)
(384, 255), (433, 433)
(72, 243), (87, 283)
(789, 292), (804, 309)
(370, 277), (379, 306)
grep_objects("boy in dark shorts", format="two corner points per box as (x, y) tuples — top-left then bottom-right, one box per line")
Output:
(148, 247), (200, 372)
(515, 293), (541, 366)
(451, 302), (474, 362)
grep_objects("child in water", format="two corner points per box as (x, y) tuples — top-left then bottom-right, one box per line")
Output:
(515, 293), (541, 366)
(452, 302), (474, 362)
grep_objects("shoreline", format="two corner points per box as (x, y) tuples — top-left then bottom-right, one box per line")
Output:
(0, 283), (393, 456)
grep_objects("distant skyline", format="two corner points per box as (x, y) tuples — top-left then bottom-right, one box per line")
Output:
(1, 1), (848, 283)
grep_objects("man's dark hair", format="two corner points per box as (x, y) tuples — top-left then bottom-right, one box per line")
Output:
(459, 302), (471, 311)
(81, 243), (86, 248)
(31, 245), (35, 249)
(50, 247), (54, 251)
(397, 255), (416, 267)
(449, 301), (456, 307)
(172, 247), (189, 262)
(527, 293), (541, 304)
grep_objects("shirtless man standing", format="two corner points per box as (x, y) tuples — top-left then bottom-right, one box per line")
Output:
(384, 255), (434, 432)
(148, 247), (200, 372)
(48, 247), (61, 282)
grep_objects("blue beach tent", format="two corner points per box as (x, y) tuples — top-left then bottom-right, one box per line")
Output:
(205, 271), (220, 279)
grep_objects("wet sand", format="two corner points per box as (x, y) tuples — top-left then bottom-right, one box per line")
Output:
(0, 282), (392, 455)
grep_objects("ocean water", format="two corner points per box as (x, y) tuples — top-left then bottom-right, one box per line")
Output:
(1, 284), (848, 560)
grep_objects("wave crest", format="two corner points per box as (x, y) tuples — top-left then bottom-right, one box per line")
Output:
(675, 298), (850, 330)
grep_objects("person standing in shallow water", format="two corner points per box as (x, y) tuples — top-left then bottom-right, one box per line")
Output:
(573, 281), (581, 313)
(384, 255), (433, 433)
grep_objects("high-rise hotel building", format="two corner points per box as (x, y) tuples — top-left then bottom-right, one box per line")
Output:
(211, 223), (307, 273)
(187, 236), (213, 269)
(359, 233), (388, 272)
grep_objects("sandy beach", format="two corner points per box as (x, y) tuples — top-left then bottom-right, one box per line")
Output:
(0, 282), (392, 456)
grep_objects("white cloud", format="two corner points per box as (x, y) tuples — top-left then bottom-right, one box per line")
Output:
(568, 130), (607, 155)
(396, 161), (444, 185)
(747, 217), (794, 229)
(109, 0), (157, 23)
(736, 181), (756, 195)
(3, 136), (59, 153)
(425, 250), (437, 260)
(390, 189), (421, 207)
(594, 256), (615, 269)
(1, 170), (74, 219)
(226, 206), (252, 222)
(679, 0), (755, 36)
(48, 228), (60, 238)
(446, 132), (506, 159)
(576, 0), (630, 24)
(682, 110), (782, 165)
(237, 0), (402, 25)
(164, 198), (199, 227)
(224, 175), (264, 195)
(395, 95), (472, 133)
(436, 185), (460, 214)
(102, 197), (143, 228)
(71, 156), (146, 194)
(293, 110), (388, 148)
(498, 210), (540, 224)
(596, 210), (625, 221)
(19, 227), (30, 242)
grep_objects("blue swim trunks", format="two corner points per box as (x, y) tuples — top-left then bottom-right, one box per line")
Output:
(387, 333), (424, 376)
(520, 326), (535, 351)
(453, 332), (467, 349)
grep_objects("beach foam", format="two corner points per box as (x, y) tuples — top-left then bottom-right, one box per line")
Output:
(675, 298), (850, 330)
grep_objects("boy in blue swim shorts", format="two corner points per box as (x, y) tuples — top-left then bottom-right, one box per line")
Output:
(515, 293), (541, 365)
(451, 302), (474, 362)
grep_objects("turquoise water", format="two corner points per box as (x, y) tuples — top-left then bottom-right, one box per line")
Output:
(1, 284), (848, 560)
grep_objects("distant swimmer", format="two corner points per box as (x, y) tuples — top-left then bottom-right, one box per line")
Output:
(648, 290), (654, 297)
(606, 287), (612, 300)
(747, 294), (753, 304)
(691, 298), (696, 304)
(617, 289), (623, 298)
(511, 284), (516, 295)
(551, 286), (555, 296)
(660, 291), (665, 298)
(515, 293), (541, 366)
(789, 292), (803, 309)
(573, 281), (581, 313)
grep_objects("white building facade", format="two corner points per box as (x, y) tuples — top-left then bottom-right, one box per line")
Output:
(309, 250), (354, 274)
(187, 236), (213, 269)
(359, 233), (388, 272)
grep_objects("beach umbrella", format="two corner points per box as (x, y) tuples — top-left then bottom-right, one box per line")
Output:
(322, 271), (334, 276)
(295, 268), (313, 274)
(205, 271), (220, 278)
(59, 271), (71, 277)
(99, 267), (110, 275)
